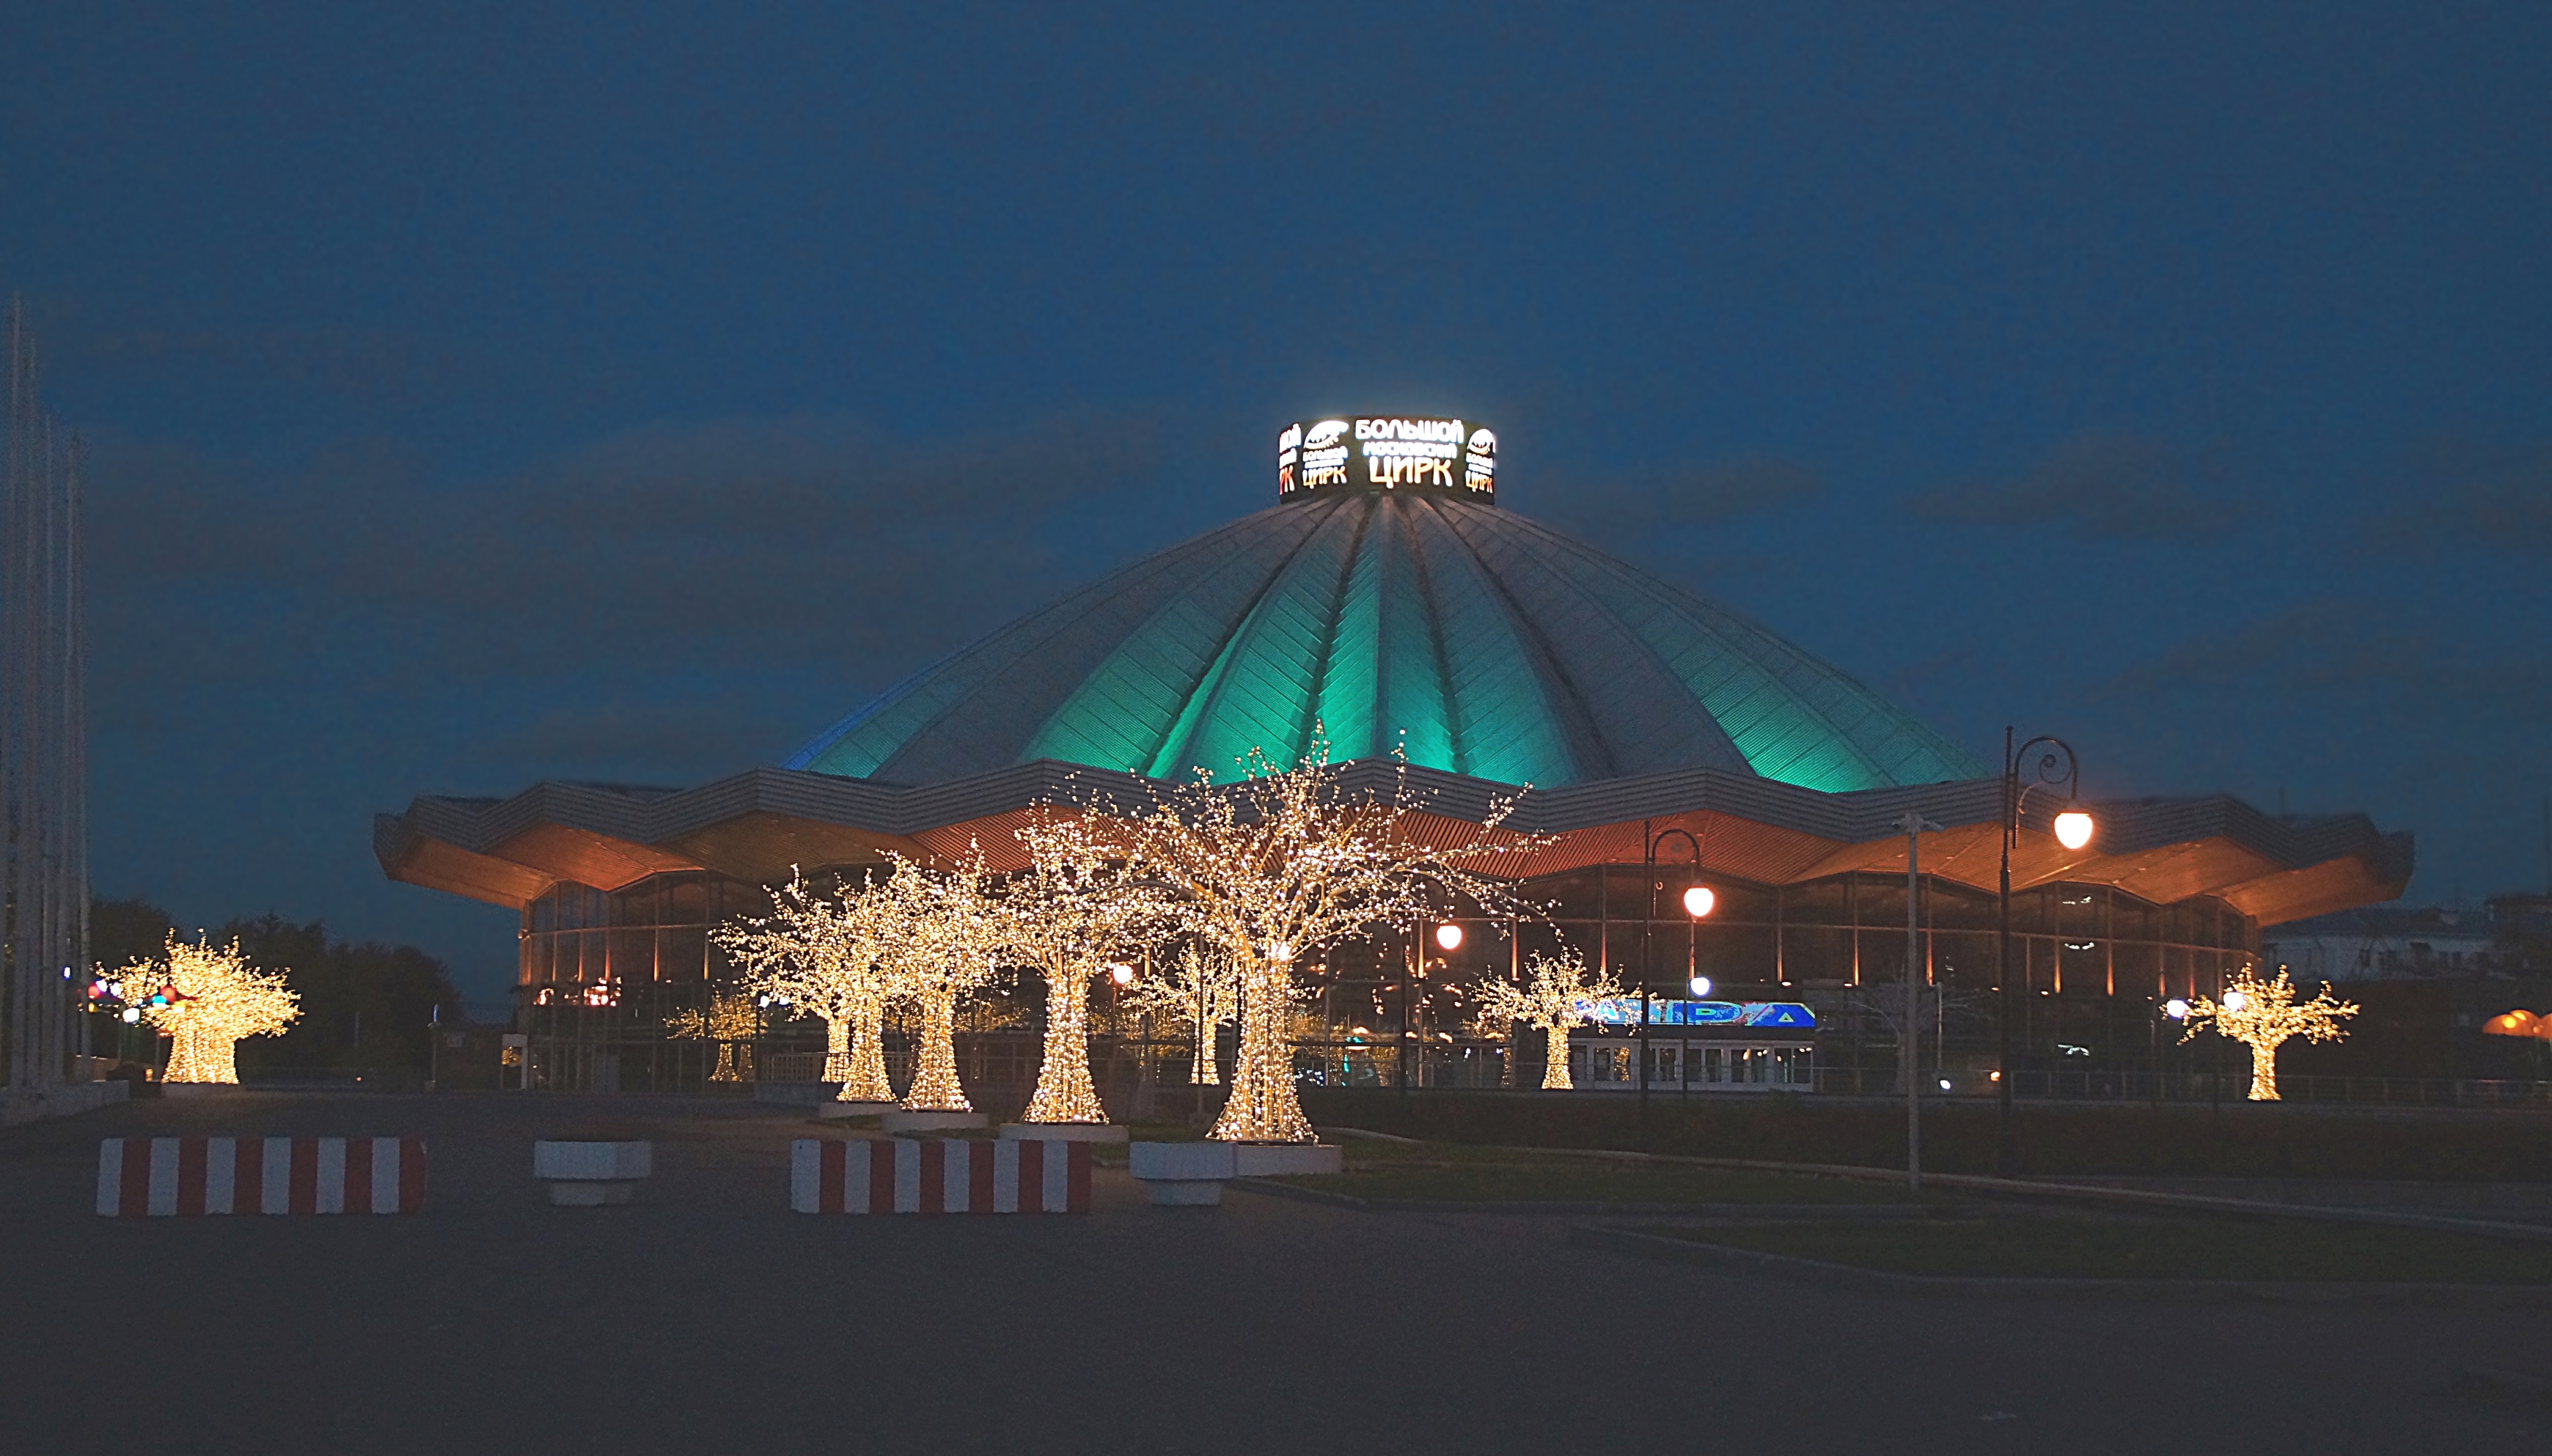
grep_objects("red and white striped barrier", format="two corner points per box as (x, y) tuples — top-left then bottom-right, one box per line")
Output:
(791, 1138), (1089, 1214)
(96, 1137), (428, 1217)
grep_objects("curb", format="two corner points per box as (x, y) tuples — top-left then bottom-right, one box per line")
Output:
(1227, 1178), (1977, 1218)
(1566, 1224), (2552, 1306)
(1423, 1144), (2552, 1243)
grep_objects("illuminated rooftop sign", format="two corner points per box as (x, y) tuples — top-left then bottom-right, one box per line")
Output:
(1278, 415), (1495, 502)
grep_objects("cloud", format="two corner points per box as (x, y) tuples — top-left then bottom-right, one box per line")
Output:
(83, 410), (1169, 674)
(2360, 440), (2552, 557)
(1907, 431), (2249, 542)
(1533, 455), (1824, 534)
(2104, 596), (2552, 718)
(476, 700), (804, 780)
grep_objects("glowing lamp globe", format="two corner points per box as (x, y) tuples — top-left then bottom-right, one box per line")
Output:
(2165, 998), (2191, 1021)
(2053, 811), (2096, 850)
(1688, 975), (1712, 998)
(1108, 963), (1135, 985)
(1434, 923), (1464, 952)
(2222, 989), (2250, 1013)
(1682, 886), (1716, 918)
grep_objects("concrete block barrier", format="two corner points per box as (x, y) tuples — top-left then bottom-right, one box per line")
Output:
(791, 1138), (1089, 1214)
(97, 1137), (428, 1216)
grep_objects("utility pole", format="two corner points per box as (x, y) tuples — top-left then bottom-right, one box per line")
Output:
(1899, 810), (1941, 1192)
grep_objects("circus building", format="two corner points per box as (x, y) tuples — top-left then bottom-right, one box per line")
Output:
(376, 414), (2410, 1095)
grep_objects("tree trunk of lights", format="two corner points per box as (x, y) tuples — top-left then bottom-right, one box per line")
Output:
(709, 1042), (742, 1082)
(901, 994), (972, 1111)
(1190, 1012), (1220, 1085)
(1023, 970), (1105, 1123)
(1209, 957), (1315, 1144)
(822, 1018), (853, 1084)
(2248, 1041), (2281, 1101)
(839, 1000), (894, 1103)
(164, 1026), (239, 1084)
(1541, 1023), (1573, 1089)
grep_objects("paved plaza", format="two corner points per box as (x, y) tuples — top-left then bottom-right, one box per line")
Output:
(4, 1093), (2542, 1454)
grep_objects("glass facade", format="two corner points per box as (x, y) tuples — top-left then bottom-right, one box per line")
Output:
(508, 863), (2260, 1094)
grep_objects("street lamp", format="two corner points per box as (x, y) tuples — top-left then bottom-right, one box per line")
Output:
(1899, 809), (1943, 1191)
(1996, 728), (2094, 1177)
(1641, 824), (1712, 1125)
(1434, 923), (1464, 952)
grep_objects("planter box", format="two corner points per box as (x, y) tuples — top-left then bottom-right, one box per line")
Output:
(1129, 1141), (1238, 1206)
(813, 1100), (900, 1121)
(792, 1138), (1090, 1214)
(881, 1108), (989, 1133)
(532, 1140), (652, 1206)
(1000, 1122), (1129, 1143)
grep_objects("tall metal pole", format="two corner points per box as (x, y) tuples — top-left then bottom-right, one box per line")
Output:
(1639, 821), (1654, 1130)
(1899, 810), (1938, 1191)
(1996, 729), (2083, 1178)
(1996, 727), (2016, 1175)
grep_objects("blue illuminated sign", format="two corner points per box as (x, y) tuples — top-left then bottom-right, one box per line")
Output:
(1573, 997), (1817, 1030)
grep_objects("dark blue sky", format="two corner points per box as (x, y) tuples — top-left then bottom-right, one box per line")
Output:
(6, 3), (2547, 1004)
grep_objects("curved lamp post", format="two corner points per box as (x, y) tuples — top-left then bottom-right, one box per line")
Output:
(1996, 729), (2096, 1176)
(1640, 824), (1712, 1128)
(1398, 919), (1464, 1094)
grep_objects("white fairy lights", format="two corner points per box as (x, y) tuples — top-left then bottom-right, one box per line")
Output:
(1122, 942), (1240, 1085)
(1001, 811), (1185, 1124)
(710, 869), (898, 1103)
(1099, 729), (1545, 1143)
(1467, 948), (1622, 1090)
(125, 933), (299, 1084)
(873, 847), (1006, 1113)
(667, 987), (760, 1081)
(2178, 966), (2358, 1101)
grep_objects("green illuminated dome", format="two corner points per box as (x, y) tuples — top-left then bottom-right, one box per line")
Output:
(789, 489), (1980, 793)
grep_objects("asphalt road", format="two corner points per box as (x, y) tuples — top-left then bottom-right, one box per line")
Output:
(4, 1092), (2540, 1455)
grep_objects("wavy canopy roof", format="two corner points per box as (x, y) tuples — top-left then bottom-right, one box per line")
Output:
(791, 489), (1981, 793)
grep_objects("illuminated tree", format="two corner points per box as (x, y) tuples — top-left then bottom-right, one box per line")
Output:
(1123, 942), (1239, 1084)
(2180, 966), (2359, 1101)
(876, 848), (1005, 1112)
(125, 933), (300, 1084)
(1102, 731), (1542, 1143)
(669, 987), (760, 1082)
(712, 869), (897, 1103)
(1467, 949), (1620, 1090)
(1001, 812), (1185, 1124)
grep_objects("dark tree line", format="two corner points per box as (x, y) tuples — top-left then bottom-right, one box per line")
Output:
(92, 897), (465, 1077)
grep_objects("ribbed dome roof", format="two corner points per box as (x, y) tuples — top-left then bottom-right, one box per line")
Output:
(789, 490), (1981, 793)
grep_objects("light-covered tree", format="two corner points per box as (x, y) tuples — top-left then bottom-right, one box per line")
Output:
(1467, 949), (1621, 1090)
(876, 848), (1005, 1112)
(1123, 942), (1239, 1085)
(2180, 966), (2359, 1101)
(1002, 812), (1185, 1124)
(125, 933), (300, 1084)
(711, 869), (898, 1103)
(1101, 731), (1542, 1144)
(669, 987), (760, 1082)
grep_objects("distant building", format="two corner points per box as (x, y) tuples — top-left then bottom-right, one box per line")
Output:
(2263, 898), (2551, 982)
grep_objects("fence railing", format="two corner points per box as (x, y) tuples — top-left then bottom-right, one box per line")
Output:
(1809, 1065), (2552, 1108)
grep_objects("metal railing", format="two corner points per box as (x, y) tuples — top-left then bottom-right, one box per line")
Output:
(1808, 1065), (2552, 1108)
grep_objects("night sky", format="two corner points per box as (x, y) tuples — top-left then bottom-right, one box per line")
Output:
(5, 4), (2547, 1007)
